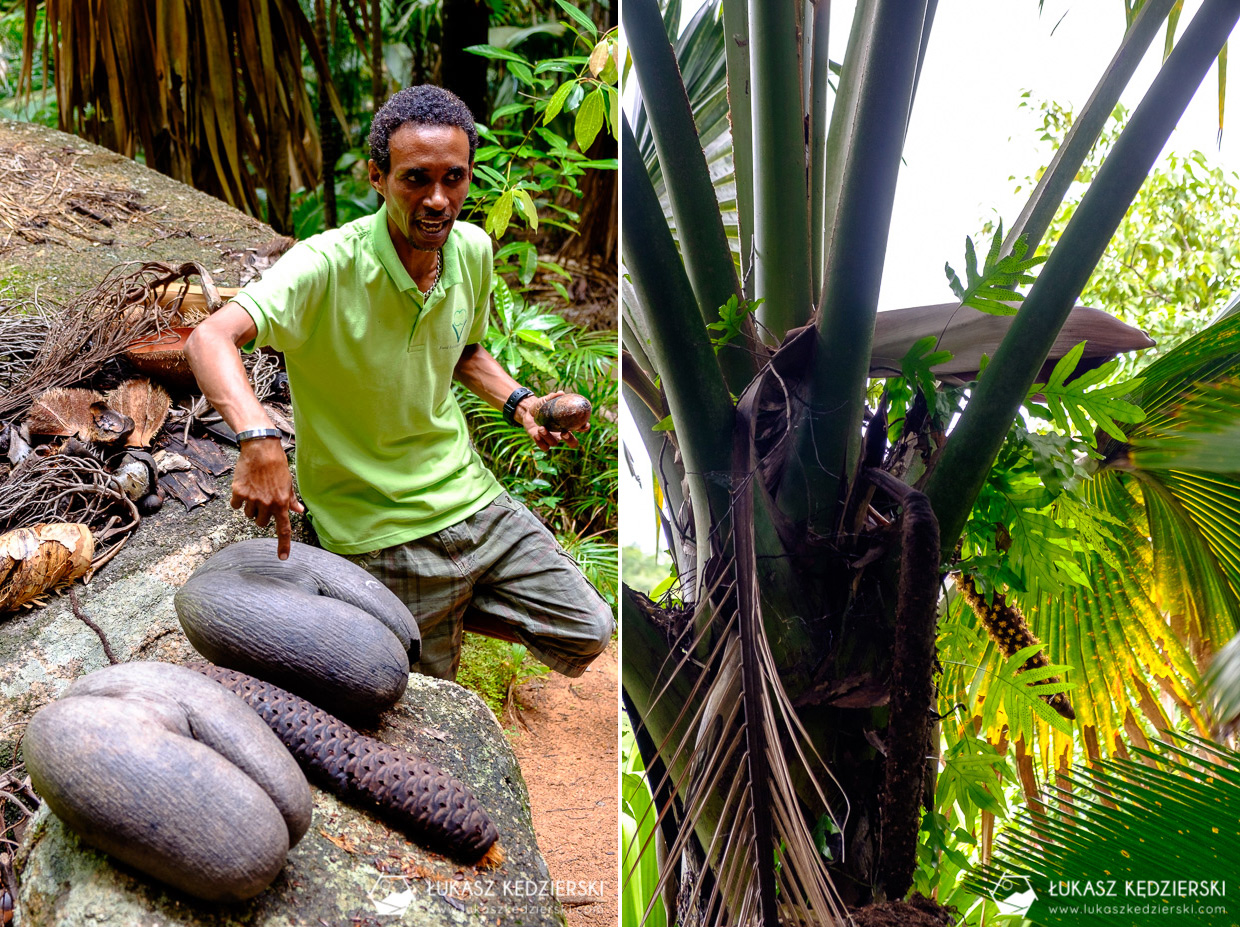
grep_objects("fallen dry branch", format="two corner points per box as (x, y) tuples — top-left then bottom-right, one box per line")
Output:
(0, 261), (220, 421)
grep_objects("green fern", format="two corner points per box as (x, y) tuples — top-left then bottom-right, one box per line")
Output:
(1027, 341), (1146, 444)
(979, 644), (1075, 740)
(945, 224), (1046, 316)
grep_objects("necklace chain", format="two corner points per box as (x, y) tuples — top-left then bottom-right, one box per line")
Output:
(419, 249), (441, 297)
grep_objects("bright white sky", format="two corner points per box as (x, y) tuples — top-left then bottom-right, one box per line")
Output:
(620, 0), (1240, 554)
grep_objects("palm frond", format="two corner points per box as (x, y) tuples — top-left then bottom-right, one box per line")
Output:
(23, 0), (348, 234)
(969, 733), (1240, 927)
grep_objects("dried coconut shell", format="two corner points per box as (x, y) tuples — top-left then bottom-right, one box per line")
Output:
(0, 523), (94, 613)
(106, 378), (171, 447)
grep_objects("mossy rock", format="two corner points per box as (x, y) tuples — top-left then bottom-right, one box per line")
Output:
(0, 119), (278, 303)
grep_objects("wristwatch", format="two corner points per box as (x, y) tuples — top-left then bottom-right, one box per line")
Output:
(235, 428), (283, 442)
(503, 387), (536, 426)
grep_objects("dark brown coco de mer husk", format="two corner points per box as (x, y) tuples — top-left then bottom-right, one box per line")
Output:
(175, 539), (420, 715)
(23, 662), (312, 902)
(534, 393), (591, 432)
(191, 663), (504, 866)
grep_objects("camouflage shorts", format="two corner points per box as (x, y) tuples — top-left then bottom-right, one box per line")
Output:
(349, 492), (614, 681)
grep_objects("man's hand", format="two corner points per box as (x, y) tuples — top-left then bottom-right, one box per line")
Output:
(515, 391), (588, 452)
(231, 438), (305, 559)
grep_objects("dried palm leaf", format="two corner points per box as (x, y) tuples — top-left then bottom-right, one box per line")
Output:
(0, 260), (217, 422)
(0, 523), (93, 613)
(20, 0), (348, 235)
(105, 379), (171, 448)
(869, 303), (1156, 384)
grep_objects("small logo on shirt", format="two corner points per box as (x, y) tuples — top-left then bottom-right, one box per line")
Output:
(451, 305), (468, 342)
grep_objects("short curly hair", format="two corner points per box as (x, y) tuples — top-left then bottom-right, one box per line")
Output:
(368, 85), (478, 173)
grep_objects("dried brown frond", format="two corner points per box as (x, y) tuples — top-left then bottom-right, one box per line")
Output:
(0, 261), (220, 421)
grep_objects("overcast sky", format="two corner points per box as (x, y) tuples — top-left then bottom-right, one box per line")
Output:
(621, 1), (1238, 554)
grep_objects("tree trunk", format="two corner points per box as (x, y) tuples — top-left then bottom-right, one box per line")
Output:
(371, 0), (384, 112)
(441, 0), (489, 120)
(315, 0), (339, 229)
(555, 131), (617, 268)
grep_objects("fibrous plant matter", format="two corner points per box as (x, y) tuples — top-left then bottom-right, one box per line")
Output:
(105, 379), (172, 448)
(0, 146), (154, 252)
(0, 523), (93, 613)
(0, 454), (138, 571)
(25, 389), (134, 444)
(16, 0), (347, 235)
(0, 261), (220, 421)
(193, 663), (505, 867)
(953, 572), (1075, 721)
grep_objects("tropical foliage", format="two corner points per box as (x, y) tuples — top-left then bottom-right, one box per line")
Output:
(621, 0), (1240, 923)
(457, 277), (619, 601)
(968, 733), (1240, 926)
(4, 0), (616, 245)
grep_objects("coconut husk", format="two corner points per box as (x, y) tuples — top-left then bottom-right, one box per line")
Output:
(0, 523), (94, 613)
(26, 388), (137, 445)
(25, 388), (105, 438)
(105, 378), (171, 447)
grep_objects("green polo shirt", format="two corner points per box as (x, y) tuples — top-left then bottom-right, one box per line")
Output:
(232, 205), (502, 554)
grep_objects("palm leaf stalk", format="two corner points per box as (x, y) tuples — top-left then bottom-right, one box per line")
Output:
(1001, 0), (1177, 258)
(746, 0), (813, 341)
(719, 0), (755, 298)
(777, 0), (929, 533)
(624, 0), (757, 392)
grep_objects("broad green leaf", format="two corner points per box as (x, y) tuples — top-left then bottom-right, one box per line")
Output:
(589, 38), (610, 76)
(574, 88), (606, 151)
(464, 44), (531, 66)
(554, 0), (598, 39)
(544, 81), (575, 123)
(513, 188), (539, 232)
(487, 189), (515, 238)
(517, 329), (555, 351)
(517, 345), (557, 376)
(491, 102), (529, 121)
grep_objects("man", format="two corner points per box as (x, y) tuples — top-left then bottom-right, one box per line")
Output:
(185, 85), (613, 681)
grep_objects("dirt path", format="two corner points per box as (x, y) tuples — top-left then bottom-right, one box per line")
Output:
(509, 641), (618, 927)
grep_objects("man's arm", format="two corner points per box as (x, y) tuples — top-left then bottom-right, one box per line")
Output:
(453, 344), (583, 452)
(185, 303), (305, 559)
